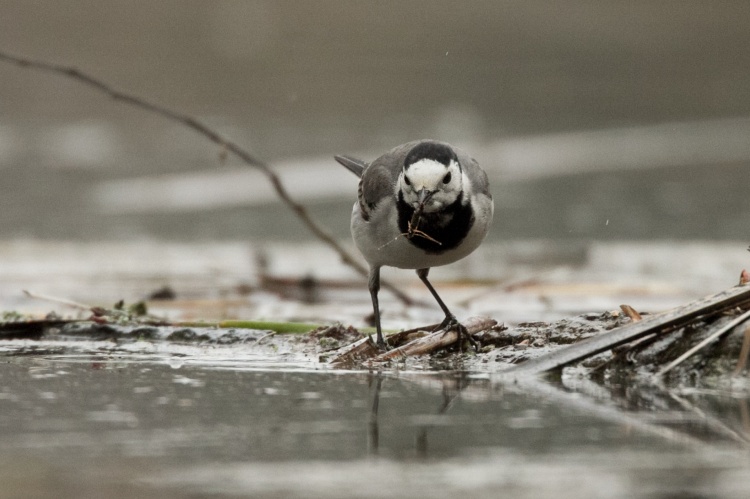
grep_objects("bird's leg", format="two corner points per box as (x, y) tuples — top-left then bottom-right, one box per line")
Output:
(416, 268), (479, 352)
(416, 268), (453, 320)
(368, 266), (388, 350)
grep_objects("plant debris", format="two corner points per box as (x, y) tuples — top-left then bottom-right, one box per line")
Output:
(326, 317), (499, 366)
(5, 281), (750, 385)
(508, 283), (750, 379)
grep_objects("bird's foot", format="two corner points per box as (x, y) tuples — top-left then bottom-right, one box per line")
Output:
(434, 316), (479, 353)
(368, 334), (390, 352)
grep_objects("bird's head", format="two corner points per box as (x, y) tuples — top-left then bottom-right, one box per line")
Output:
(397, 141), (463, 213)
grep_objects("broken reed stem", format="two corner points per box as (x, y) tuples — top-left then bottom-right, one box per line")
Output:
(656, 309), (750, 378)
(619, 304), (642, 322)
(0, 50), (413, 306)
(733, 324), (750, 376)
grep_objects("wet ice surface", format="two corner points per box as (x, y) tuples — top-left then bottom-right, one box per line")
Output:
(1, 239), (747, 328)
(2, 239), (750, 498)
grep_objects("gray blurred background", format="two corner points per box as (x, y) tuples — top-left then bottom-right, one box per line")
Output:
(1, 1), (749, 242)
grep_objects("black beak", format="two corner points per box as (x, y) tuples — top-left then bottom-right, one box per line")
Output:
(416, 188), (433, 207)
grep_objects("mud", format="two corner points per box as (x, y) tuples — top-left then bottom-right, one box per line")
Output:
(3, 306), (747, 388)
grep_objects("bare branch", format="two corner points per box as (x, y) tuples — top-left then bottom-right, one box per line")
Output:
(0, 50), (413, 305)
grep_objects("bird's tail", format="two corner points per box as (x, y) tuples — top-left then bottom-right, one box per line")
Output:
(334, 155), (367, 178)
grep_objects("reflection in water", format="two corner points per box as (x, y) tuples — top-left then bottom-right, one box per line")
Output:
(362, 366), (750, 467)
(414, 374), (471, 459)
(741, 399), (750, 435)
(554, 374), (750, 448)
(366, 369), (750, 457)
(367, 373), (382, 455)
(0, 354), (750, 497)
(368, 371), (471, 459)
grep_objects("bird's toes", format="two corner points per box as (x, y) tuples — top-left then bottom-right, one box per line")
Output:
(369, 336), (389, 352)
(434, 315), (458, 332)
(435, 318), (479, 353)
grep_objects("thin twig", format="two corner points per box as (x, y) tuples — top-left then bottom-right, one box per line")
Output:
(0, 50), (413, 306)
(256, 331), (277, 345)
(656, 309), (750, 378)
(22, 289), (92, 311)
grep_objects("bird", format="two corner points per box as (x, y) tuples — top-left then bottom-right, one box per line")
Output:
(335, 140), (494, 350)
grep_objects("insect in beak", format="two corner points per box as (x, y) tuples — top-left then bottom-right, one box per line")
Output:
(410, 188), (432, 232)
(404, 188), (441, 245)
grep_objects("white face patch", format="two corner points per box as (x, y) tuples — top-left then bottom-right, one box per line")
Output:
(404, 159), (448, 191)
(399, 159), (462, 212)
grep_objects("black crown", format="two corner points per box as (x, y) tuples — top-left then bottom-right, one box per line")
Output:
(404, 141), (457, 168)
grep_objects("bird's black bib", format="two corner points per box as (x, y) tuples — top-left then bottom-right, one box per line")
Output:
(397, 192), (475, 254)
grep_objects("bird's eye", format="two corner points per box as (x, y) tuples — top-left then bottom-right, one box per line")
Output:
(443, 172), (452, 184)
(404, 175), (411, 186)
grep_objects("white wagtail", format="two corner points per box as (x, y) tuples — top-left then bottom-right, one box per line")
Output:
(335, 140), (494, 349)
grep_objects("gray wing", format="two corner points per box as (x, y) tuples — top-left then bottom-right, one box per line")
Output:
(454, 147), (491, 197)
(359, 140), (421, 207)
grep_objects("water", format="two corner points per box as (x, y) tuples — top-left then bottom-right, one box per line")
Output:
(1, 346), (749, 498)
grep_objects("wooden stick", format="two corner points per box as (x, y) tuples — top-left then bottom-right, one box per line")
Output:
(327, 325), (438, 366)
(328, 316), (496, 366)
(371, 317), (496, 362)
